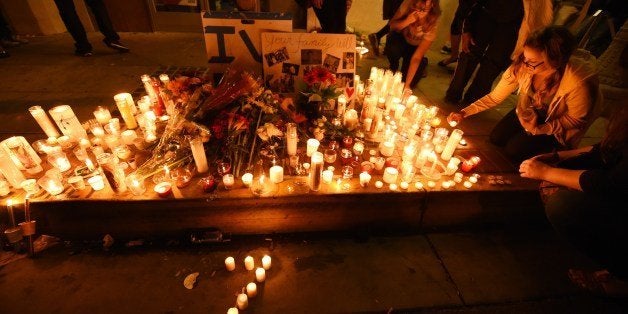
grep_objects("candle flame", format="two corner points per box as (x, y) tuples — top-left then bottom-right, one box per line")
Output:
(6, 199), (13, 207)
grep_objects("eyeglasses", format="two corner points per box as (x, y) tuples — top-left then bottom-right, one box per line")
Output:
(522, 60), (544, 70)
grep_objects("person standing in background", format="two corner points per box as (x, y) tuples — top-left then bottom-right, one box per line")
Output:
(310, 0), (353, 33)
(368, 0), (405, 56)
(53, 0), (130, 56)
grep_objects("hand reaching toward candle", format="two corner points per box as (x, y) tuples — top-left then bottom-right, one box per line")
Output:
(519, 158), (551, 180)
(447, 111), (464, 126)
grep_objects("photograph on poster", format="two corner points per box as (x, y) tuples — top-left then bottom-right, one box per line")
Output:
(336, 73), (355, 88)
(282, 63), (300, 76)
(323, 54), (341, 73)
(264, 47), (290, 67)
(342, 52), (355, 70)
(301, 49), (322, 65)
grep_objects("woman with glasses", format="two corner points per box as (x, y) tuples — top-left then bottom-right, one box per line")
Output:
(385, 0), (441, 90)
(448, 26), (602, 163)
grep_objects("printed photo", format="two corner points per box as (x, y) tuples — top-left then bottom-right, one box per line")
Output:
(323, 54), (341, 73)
(282, 63), (300, 76)
(342, 52), (355, 70)
(301, 49), (322, 65)
(264, 47), (290, 67)
(336, 73), (354, 88)
(267, 73), (295, 93)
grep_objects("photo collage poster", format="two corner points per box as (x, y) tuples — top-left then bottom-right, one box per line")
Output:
(260, 32), (356, 95)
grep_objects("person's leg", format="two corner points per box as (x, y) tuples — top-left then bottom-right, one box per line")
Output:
(489, 108), (521, 147)
(376, 24), (390, 40)
(384, 32), (405, 72)
(84, 0), (119, 41)
(313, 0), (346, 34)
(546, 190), (628, 281)
(369, 24), (389, 56)
(53, 0), (92, 54)
(444, 49), (480, 104)
(503, 131), (560, 164)
(0, 11), (13, 41)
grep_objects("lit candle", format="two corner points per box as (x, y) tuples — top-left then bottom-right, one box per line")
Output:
(382, 167), (398, 184)
(427, 181), (436, 188)
(121, 130), (138, 146)
(228, 307), (239, 314)
(29, 106), (60, 137)
(343, 109), (359, 130)
(93, 106), (112, 124)
(87, 175), (105, 191)
(375, 180), (383, 189)
(286, 123), (298, 156)
(352, 141), (364, 157)
(459, 138), (467, 146)
(262, 255), (272, 270)
(255, 267), (266, 282)
(442, 181), (451, 189)
(322, 170), (333, 184)
(246, 282), (257, 298)
(126, 175), (146, 196)
(244, 256), (254, 270)
(114, 93), (138, 129)
(400, 181), (409, 190)
(223, 174), (235, 190)
(430, 117), (441, 127)
(469, 176), (478, 184)
(359, 172), (371, 187)
(394, 103), (406, 120)
(414, 181), (424, 189)
(374, 157), (386, 171)
(236, 293), (248, 310)
(306, 138), (320, 157)
(380, 141), (394, 157)
(225, 257), (236, 271)
(441, 129), (464, 161)
(309, 152), (323, 192)
(464, 181), (473, 189)
(269, 165), (284, 183)
(241, 173), (253, 187)
(154, 182), (172, 198)
(389, 183), (398, 191)
(336, 95), (347, 116)
(402, 145), (416, 162)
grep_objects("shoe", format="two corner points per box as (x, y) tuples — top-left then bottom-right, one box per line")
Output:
(103, 39), (130, 53)
(568, 269), (628, 298)
(75, 50), (93, 57)
(11, 35), (29, 44)
(368, 33), (380, 56)
(438, 57), (458, 67)
(440, 44), (451, 54)
(1, 39), (20, 47)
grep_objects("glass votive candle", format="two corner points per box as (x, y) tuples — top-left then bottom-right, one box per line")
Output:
(222, 174), (235, 190)
(113, 145), (132, 161)
(73, 146), (88, 161)
(341, 165), (354, 179)
(88, 120), (106, 138)
(359, 172), (371, 187)
(241, 173), (253, 187)
(104, 134), (121, 150)
(120, 130), (138, 146)
(374, 156), (386, 171)
(105, 118), (121, 136)
(47, 150), (72, 172)
(57, 136), (73, 150)
(382, 167), (399, 184)
(37, 174), (64, 196)
(306, 138), (320, 157)
(340, 149), (353, 165)
(172, 167), (193, 188)
(67, 176), (86, 191)
(31, 139), (50, 155)
(322, 169), (333, 184)
(327, 140), (339, 150)
(125, 174), (146, 196)
(352, 141), (365, 157)
(342, 136), (353, 148)
(87, 175), (105, 191)
(20, 179), (40, 194)
(93, 106), (112, 124)
(323, 149), (337, 164)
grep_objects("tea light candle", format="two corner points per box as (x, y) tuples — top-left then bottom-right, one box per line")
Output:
(427, 181), (436, 188)
(380, 141), (394, 157)
(225, 257), (236, 271)
(154, 182), (172, 198)
(262, 255), (272, 270)
(241, 173), (253, 187)
(255, 267), (266, 282)
(244, 256), (255, 270)
(246, 282), (257, 298)
(269, 165), (284, 183)
(359, 172), (371, 187)
(389, 183), (398, 191)
(306, 138), (320, 157)
(91, 125), (105, 138)
(228, 307), (239, 314)
(121, 130), (138, 145)
(374, 157), (386, 171)
(352, 141), (365, 157)
(414, 181), (424, 189)
(382, 167), (398, 184)
(442, 181), (451, 189)
(375, 180), (383, 189)
(223, 174), (235, 189)
(322, 170), (333, 184)
(469, 176), (478, 184)
(400, 181), (409, 190)
(236, 293), (248, 310)
(459, 138), (467, 146)
(464, 181), (473, 189)
(87, 175), (105, 191)
(93, 106), (112, 124)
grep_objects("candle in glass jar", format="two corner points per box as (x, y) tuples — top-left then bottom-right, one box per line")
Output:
(228, 307), (238, 314)
(222, 174), (234, 189)
(246, 282), (257, 298)
(255, 267), (266, 282)
(352, 141), (364, 157)
(114, 93), (138, 129)
(29, 106), (60, 137)
(382, 167), (398, 184)
(359, 172), (371, 187)
(262, 255), (272, 270)
(269, 165), (283, 183)
(189, 138), (208, 173)
(322, 169), (333, 184)
(87, 175), (105, 191)
(336, 95), (347, 116)
(241, 173), (253, 187)
(48, 105), (88, 142)
(343, 109), (359, 130)
(121, 130), (138, 146)
(225, 257), (236, 271)
(306, 138), (320, 157)
(309, 152), (324, 192)
(93, 106), (112, 125)
(285, 123), (298, 156)
(380, 141), (394, 157)
(441, 129), (464, 161)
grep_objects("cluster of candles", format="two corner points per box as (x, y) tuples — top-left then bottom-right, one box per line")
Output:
(0, 74), (179, 198)
(224, 255), (272, 312)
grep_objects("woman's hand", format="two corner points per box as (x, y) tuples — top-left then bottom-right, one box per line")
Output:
(518, 111), (537, 134)
(531, 152), (560, 164)
(447, 112), (465, 127)
(460, 33), (475, 53)
(519, 158), (551, 180)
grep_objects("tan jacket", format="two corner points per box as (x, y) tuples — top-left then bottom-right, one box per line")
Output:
(461, 49), (602, 148)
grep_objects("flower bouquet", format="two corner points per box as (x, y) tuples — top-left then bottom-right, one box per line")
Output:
(297, 66), (342, 121)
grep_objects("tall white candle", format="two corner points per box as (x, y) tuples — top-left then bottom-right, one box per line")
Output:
(29, 106), (60, 137)
(246, 282), (257, 298)
(0, 149), (26, 188)
(306, 138), (320, 157)
(114, 93), (138, 129)
(93, 106), (112, 124)
(262, 255), (272, 270)
(380, 141), (394, 157)
(189, 138), (208, 173)
(225, 257), (236, 271)
(309, 152), (323, 191)
(286, 123), (298, 156)
(255, 267), (266, 282)
(269, 165), (284, 183)
(336, 95), (347, 116)
(441, 129), (464, 161)
(236, 293), (248, 310)
(244, 256), (254, 270)
(49, 105), (88, 141)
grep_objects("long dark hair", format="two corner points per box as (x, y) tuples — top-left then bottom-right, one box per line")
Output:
(396, 0), (441, 33)
(513, 26), (577, 96)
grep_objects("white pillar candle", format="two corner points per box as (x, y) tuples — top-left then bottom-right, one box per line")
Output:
(359, 172), (371, 187)
(241, 173), (253, 187)
(227, 307), (239, 314)
(380, 141), (394, 157)
(343, 109), (359, 130)
(382, 167), (398, 184)
(189, 138), (208, 173)
(29, 106), (60, 137)
(441, 129), (464, 161)
(269, 165), (284, 183)
(286, 123), (298, 156)
(236, 293), (248, 310)
(225, 257), (236, 271)
(49, 105), (88, 141)
(255, 267), (266, 282)
(336, 95), (347, 116)
(262, 255), (272, 270)
(244, 256), (255, 270)
(223, 174), (234, 190)
(322, 170), (333, 184)
(375, 180), (383, 189)
(306, 138), (320, 157)
(400, 181), (409, 190)
(93, 106), (112, 124)
(309, 152), (323, 192)
(246, 282), (257, 298)
(120, 130), (137, 145)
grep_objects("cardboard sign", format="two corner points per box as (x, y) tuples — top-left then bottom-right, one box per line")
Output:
(261, 32), (356, 94)
(201, 11), (292, 81)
